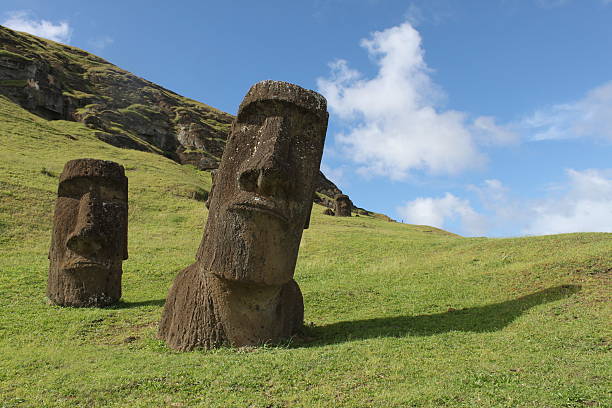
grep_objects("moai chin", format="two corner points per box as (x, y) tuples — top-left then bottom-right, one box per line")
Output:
(334, 194), (353, 217)
(47, 159), (128, 307)
(159, 80), (328, 350)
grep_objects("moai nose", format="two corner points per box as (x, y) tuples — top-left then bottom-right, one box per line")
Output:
(66, 191), (103, 256)
(238, 116), (291, 198)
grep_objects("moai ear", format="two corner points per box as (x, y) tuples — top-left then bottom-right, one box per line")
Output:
(304, 199), (313, 230)
(205, 170), (216, 209)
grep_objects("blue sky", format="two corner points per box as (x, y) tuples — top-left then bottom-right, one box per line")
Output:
(2, 0), (612, 237)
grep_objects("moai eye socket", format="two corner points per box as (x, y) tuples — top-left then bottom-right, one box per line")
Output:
(58, 177), (93, 199)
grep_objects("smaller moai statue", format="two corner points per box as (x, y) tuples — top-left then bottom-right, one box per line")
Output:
(334, 194), (353, 217)
(47, 159), (128, 307)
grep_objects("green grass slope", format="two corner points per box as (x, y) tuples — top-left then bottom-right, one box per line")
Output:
(0, 96), (610, 407)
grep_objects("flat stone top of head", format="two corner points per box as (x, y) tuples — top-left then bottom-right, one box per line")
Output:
(60, 158), (127, 183)
(237, 80), (328, 119)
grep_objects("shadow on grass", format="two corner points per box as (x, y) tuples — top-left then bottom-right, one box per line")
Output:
(304, 285), (580, 346)
(111, 299), (166, 309)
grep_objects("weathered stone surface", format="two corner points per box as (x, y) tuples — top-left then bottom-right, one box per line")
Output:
(47, 159), (128, 307)
(334, 194), (353, 217)
(159, 81), (328, 350)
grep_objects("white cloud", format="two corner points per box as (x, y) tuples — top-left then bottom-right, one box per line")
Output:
(2, 11), (71, 43)
(467, 179), (521, 232)
(472, 116), (520, 146)
(525, 168), (612, 235)
(317, 21), (486, 180)
(397, 192), (487, 236)
(523, 81), (612, 142)
(89, 36), (113, 51)
(397, 169), (612, 237)
(469, 179), (509, 203)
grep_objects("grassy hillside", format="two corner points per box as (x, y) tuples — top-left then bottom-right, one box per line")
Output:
(0, 95), (610, 407)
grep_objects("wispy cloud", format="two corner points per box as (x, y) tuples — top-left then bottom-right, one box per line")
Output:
(404, 3), (424, 26)
(89, 35), (114, 51)
(2, 11), (72, 43)
(467, 79), (612, 144)
(317, 21), (489, 180)
(402, 1), (453, 26)
(525, 168), (612, 235)
(472, 116), (520, 146)
(522, 81), (612, 142)
(399, 169), (612, 236)
(468, 179), (509, 205)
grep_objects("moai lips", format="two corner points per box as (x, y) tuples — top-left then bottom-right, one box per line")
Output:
(159, 81), (328, 350)
(47, 159), (128, 307)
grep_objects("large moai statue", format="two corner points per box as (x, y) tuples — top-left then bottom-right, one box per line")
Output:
(334, 194), (353, 217)
(47, 159), (128, 307)
(158, 81), (328, 350)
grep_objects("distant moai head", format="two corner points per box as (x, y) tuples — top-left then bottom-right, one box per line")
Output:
(334, 194), (352, 217)
(197, 80), (328, 285)
(47, 159), (128, 307)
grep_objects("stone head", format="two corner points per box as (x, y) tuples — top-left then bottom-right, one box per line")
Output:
(334, 194), (352, 216)
(49, 159), (128, 277)
(198, 80), (328, 285)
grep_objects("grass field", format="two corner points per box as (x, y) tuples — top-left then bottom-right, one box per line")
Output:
(0, 95), (610, 407)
